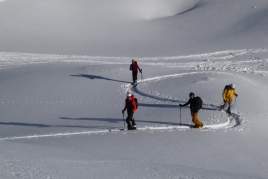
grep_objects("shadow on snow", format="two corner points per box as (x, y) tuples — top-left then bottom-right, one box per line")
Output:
(71, 74), (129, 83)
(60, 117), (190, 126)
(0, 122), (112, 129)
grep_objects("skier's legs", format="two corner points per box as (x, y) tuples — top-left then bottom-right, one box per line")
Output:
(132, 71), (135, 83)
(133, 71), (138, 83)
(192, 111), (203, 127)
(126, 113), (133, 128)
(131, 116), (136, 126)
(227, 102), (233, 114)
(221, 102), (228, 111)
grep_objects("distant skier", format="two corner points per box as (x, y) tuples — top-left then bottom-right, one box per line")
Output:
(179, 92), (203, 128)
(130, 59), (142, 85)
(122, 92), (137, 130)
(220, 83), (238, 114)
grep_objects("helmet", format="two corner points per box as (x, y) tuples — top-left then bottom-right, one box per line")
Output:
(132, 59), (136, 63)
(230, 83), (235, 88)
(189, 92), (194, 97)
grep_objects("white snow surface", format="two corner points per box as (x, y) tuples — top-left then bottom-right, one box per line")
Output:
(1, 0), (268, 179)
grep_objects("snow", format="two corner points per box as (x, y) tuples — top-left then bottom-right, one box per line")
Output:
(1, 0), (268, 178)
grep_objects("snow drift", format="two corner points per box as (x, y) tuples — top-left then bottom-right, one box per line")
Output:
(118, 0), (200, 20)
(1, 0), (267, 57)
(0, 0), (200, 56)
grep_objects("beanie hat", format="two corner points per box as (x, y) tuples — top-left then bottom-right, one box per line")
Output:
(189, 92), (195, 97)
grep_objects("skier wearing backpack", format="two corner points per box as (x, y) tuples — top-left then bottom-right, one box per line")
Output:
(122, 92), (137, 130)
(220, 83), (238, 114)
(130, 59), (142, 85)
(179, 92), (203, 128)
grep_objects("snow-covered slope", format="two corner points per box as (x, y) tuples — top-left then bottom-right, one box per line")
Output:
(0, 0), (268, 178)
(0, 48), (268, 178)
(1, 0), (268, 56)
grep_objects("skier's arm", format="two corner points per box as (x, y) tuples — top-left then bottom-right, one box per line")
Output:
(180, 99), (190, 107)
(233, 89), (238, 97)
(129, 64), (133, 71)
(137, 65), (142, 73)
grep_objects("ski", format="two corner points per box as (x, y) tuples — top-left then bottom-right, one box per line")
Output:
(108, 128), (126, 132)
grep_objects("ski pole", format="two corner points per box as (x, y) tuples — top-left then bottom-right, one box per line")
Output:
(123, 113), (125, 128)
(233, 96), (237, 108)
(141, 73), (143, 83)
(180, 106), (181, 125)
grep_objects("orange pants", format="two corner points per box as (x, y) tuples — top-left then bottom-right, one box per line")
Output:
(191, 111), (203, 128)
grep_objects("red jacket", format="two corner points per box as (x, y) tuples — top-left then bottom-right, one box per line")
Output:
(123, 95), (137, 113)
(130, 63), (141, 72)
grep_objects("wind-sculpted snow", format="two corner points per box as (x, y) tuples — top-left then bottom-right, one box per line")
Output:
(122, 0), (200, 20)
(1, 48), (268, 77)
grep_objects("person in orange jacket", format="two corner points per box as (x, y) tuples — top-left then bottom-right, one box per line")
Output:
(220, 83), (238, 114)
(122, 92), (137, 130)
(130, 59), (142, 85)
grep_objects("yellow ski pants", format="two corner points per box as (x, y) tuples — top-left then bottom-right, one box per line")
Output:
(191, 111), (203, 128)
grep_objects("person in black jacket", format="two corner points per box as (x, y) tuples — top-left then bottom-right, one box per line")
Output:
(179, 92), (203, 128)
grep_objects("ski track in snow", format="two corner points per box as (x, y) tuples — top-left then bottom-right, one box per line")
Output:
(122, 71), (245, 128)
(0, 48), (267, 140)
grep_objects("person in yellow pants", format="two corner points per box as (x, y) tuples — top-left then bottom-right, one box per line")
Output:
(180, 92), (203, 128)
(191, 111), (203, 128)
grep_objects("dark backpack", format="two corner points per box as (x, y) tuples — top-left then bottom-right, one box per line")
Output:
(224, 85), (230, 91)
(192, 96), (203, 111)
(134, 98), (138, 109)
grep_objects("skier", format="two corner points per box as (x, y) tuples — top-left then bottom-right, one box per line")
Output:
(220, 83), (238, 114)
(130, 59), (142, 85)
(179, 92), (203, 128)
(122, 92), (137, 130)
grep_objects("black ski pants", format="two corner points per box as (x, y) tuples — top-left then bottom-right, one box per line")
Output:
(132, 71), (138, 82)
(126, 112), (136, 128)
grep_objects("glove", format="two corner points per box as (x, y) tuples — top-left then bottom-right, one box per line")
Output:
(140, 69), (142, 73)
(122, 110), (124, 114)
(235, 94), (238, 97)
(179, 104), (182, 107)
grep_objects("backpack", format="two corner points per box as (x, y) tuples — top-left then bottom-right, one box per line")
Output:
(192, 96), (203, 111)
(134, 98), (138, 109)
(224, 85), (230, 91)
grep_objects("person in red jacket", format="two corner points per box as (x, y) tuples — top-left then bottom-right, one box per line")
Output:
(130, 59), (142, 85)
(122, 92), (137, 130)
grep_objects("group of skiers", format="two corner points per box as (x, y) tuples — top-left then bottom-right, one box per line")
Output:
(122, 59), (238, 130)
